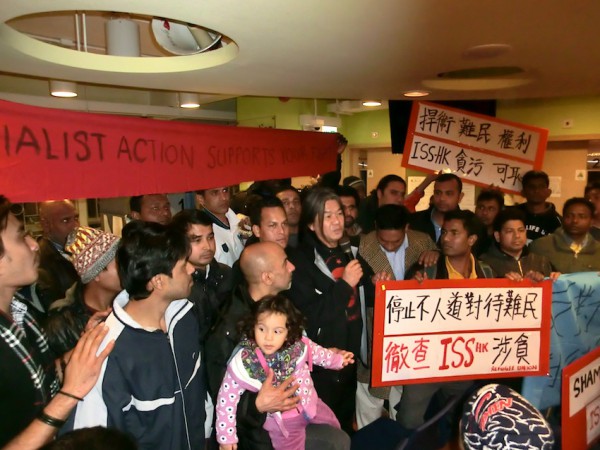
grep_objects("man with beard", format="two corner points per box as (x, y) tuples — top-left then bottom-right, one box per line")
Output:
(276, 186), (302, 248)
(337, 185), (362, 239)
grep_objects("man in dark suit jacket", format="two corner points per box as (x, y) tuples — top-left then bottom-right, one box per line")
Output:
(409, 173), (463, 243)
(357, 204), (439, 428)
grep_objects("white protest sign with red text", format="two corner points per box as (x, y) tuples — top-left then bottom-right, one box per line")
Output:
(562, 346), (600, 450)
(372, 279), (551, 387)
(401, 102), (548, 195)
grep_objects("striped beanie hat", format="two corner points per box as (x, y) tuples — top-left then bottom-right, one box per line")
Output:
(65, 227), (120, 284)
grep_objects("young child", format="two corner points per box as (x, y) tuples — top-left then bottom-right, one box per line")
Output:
(216, 294), (354, 450)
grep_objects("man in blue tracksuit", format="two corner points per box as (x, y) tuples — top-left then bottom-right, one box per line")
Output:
(64, 220), (208, 449)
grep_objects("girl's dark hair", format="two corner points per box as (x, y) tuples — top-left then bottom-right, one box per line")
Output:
(241, 294), (305, 348)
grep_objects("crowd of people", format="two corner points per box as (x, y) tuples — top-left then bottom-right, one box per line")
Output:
(1, 167), (599, 450)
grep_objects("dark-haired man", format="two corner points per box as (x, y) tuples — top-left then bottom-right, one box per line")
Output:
(248, 197), (289, 249)
(480, 208), (556, 281)
(65, 221), (207, 450)
(475, 188), (504, 254)
(356, 204), (438, 427)
(516, 170), (562, 243)
(205, 242), (350, 450)
(37, 200), (81, 305)
(400, 209), (493, 431)
(197, 186), (245, 267)
(171, 209), (233, 341)
(129, 193), (172, 225)
(276, 186), (302, 248)
(0, 196), (111, 449)
(337, 185), (362, 238)
(358, 175), (406, 234)
(409, 173), (464, 243)
(584, 181), (600, 240)
(529, 197), (600, 273)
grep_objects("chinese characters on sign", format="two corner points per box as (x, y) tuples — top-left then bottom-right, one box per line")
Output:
(401, 102), (548, 194)
(561, 346), (600, 450)
(372, 279), (551, 387)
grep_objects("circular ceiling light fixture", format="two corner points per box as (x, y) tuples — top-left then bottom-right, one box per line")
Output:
(438, 66), (524, 79)
(403, 90), (430, 98)
(5, 10), (237, 74)
(423, 66), (532, 91)
(463, 44), (512, 60)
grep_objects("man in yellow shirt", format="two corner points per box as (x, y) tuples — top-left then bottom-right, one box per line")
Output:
(398, 209), (493, 433)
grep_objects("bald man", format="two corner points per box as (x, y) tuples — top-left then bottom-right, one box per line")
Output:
(205, 242), (350, 450)
(37, 200), (81, 307)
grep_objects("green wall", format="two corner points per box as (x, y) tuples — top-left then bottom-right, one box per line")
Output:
(496, 96), (600, 137)
(237, 97), (331, 130)
(340, 109), (391, 146)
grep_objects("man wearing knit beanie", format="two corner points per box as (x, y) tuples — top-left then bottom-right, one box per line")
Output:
(43, 226), (121, 359)
(461, 384), (555, 450)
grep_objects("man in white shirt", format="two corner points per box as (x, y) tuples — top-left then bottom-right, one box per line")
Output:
(196, 187), (245, 267)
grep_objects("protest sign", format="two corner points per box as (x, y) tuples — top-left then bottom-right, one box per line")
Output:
(522, 272), (600, 411)
(372, 279), (551, 387)
(562, 346), (600, 450)
(401, 101), (548, 194)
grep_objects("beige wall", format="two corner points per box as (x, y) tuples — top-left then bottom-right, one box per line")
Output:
(349, 147), (406, 194)
(536, 142), (589, 213)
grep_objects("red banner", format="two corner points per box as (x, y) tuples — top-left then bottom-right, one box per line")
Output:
(0, 100), (338, 202)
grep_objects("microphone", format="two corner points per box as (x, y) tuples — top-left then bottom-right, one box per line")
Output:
(339, 236), (354, 262)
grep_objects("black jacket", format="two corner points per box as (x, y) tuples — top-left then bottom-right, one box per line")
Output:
(286, 233), (371, 357)
(409, 206), (439, 243)
(189, 260), (233, 342)
(204, 284), (272, 450)
(479, 243), (553, 278)
(515, 203), (562, 242)
(37, 238), (80, 306)
(43, 281), (90, 359)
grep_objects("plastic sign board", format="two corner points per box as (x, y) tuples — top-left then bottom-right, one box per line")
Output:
(401, 101), (548, 194)
(372, 279), (551, 387)
(562, 346), (600, 450)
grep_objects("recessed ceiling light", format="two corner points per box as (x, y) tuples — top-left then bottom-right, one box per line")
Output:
(49, 80), (77, 98)
(179, 92), (200, 108)
(362, 100), (382, 107)
(403, 90), (430, 98)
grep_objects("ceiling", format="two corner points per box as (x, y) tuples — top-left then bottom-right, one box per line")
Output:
(1, 0), (600, 117)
